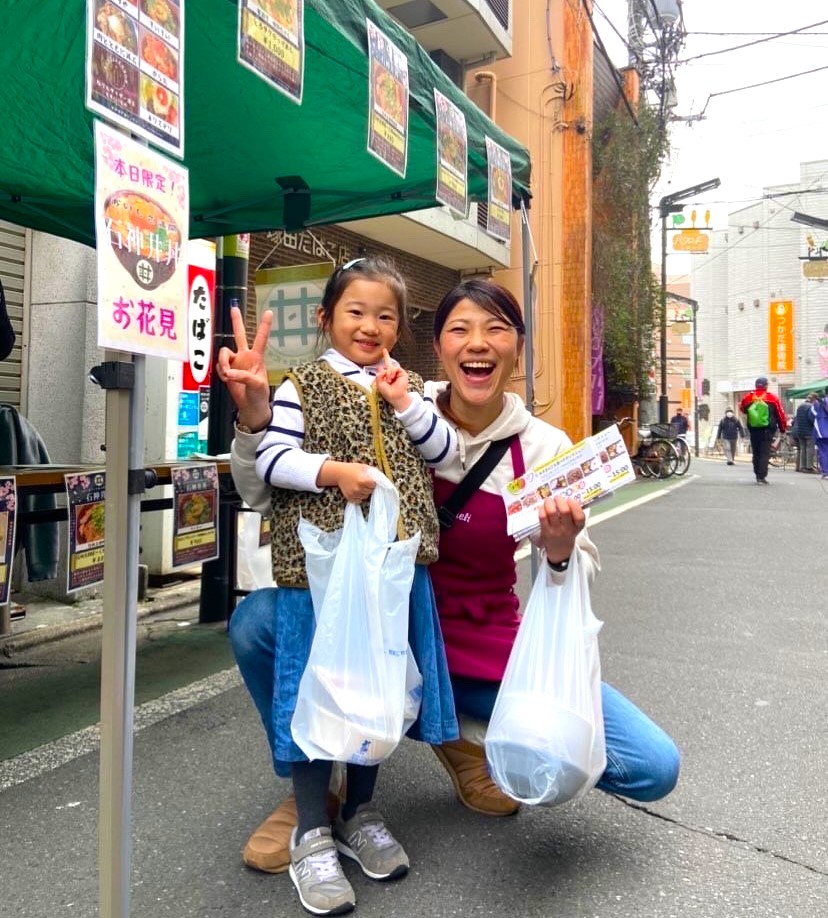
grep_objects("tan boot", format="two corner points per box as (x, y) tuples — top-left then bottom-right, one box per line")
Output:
(432, 739), (520, 816)
(242, 792), (341, 873)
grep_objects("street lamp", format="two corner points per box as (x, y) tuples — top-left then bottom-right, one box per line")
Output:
(658, 177), (720, 423)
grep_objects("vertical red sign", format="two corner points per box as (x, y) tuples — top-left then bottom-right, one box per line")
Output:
(182, 239), (216, 392)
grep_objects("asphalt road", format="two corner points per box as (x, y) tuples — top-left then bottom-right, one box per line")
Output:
(1, 459), (826, 917)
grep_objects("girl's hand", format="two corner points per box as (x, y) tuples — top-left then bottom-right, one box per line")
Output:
(537, 494), (585, 565)
(374, 348), (412, 412)
(318, 461), (377, 502)
(216, 308), (273, 431)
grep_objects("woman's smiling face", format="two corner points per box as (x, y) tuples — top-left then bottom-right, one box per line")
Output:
(434, 297), (523, 432)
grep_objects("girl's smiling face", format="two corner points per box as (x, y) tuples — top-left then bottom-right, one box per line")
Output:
(319, 278), (401, 367)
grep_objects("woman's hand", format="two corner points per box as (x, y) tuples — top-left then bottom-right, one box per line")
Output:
(216, 307), (273, 431)
(374, 348), (412, 412)
(537, 494), (585, 564)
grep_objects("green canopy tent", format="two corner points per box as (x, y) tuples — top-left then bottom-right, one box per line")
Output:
(0, 0), (530, 242)
(786, 378), (828, 398)
(1, 3), (532, 917)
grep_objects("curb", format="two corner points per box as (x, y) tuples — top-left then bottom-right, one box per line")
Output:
(1, 583), (204, 655)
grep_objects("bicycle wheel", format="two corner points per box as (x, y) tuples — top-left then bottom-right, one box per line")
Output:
(646, 439), (679, 478)
(673, 437), (691, 476)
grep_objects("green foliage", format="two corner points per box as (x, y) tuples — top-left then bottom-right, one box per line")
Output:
(592, 104), (669, 400)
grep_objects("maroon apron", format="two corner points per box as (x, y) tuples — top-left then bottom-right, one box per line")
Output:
(430, 438), (525, 681)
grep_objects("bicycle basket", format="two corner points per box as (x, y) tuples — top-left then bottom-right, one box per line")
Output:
(649, 423), (676, 439)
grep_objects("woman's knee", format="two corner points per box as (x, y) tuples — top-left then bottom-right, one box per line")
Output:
(634, 736), (681, 802)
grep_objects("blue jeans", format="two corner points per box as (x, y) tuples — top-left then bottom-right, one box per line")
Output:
(230, 589), (680, 803)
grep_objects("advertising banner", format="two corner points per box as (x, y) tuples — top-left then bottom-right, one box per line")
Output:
(86, 0), (184, 157)
(768, 300), (794, 373)
(65, 471), (107, 594)
(238, 0), (305, 103)
(255, 262), (332, 382)
(484, 136), (512, 243)
(171, 464), (219, 568)
(94, 120), (189, 359)
(366, 19), (409, 177)
(433, 89), (468, 217)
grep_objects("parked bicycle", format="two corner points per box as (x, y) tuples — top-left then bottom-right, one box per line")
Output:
(615, 417), (680, 479)
(769, 430), (797, 470)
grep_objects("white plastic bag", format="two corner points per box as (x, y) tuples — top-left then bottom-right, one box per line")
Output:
(485, 550), (606, 806)
(292, 470), (422, 765)
(236, 509), (276, 590)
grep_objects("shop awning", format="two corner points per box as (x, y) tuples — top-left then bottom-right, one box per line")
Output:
(785, 377), (828, 398)
(0, 0), (531, 247)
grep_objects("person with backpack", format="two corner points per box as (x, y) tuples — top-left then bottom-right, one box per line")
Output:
(739, 376), (787, 484)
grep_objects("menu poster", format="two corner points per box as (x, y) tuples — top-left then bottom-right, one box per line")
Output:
(94, 120), (189, 360)
(434, 89), (468, 217)
(484, 136), (512, 243)
(65, 472), (107, 594)
(86, 0), (184, 158)
(591, 424), (636, 489)
(259, 514), (272, 548)
(238, 0), (305, 104)
(366, 19), (409, 178)
(0, 477), (17, 606)
(171, 464), (219, 568)
(501, 426), (634, 541)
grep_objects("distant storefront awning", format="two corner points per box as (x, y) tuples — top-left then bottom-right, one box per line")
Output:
(786, 377), (828, 398)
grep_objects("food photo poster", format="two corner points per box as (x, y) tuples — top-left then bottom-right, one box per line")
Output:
(171, 464), (219, 569)
(65, 472), (107, 594)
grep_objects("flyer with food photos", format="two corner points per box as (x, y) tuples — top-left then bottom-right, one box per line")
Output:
(65, 471), (107, 594)
(171, 464), (219, 568)
(484, 136), (512, 243)
(86, 0), (184, 157)
(0, 477), (17, 606)
(94, 120), (189, 360)
(366, 19), (409, 178)
(238, 0), (305, 104)
(501, 425), (633, 540)
(434, 89), (468, 217)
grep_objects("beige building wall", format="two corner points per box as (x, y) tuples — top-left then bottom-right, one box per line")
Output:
(467, 1), (594, 442)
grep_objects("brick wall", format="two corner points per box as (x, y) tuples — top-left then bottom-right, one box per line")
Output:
(243, 225), (458, 381)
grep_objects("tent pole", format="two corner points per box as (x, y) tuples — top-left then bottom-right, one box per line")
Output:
(520, 199), (538, 581)
(99, 352), (144, 918)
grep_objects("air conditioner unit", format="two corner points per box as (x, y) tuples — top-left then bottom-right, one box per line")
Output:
(753, 299), (760, 308)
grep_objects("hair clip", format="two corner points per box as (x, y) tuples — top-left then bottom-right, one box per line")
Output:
(341, 257), (366, 271)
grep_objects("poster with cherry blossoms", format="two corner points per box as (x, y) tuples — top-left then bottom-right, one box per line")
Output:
(65, 471), (107, 594)
(171, 464), (219, 568)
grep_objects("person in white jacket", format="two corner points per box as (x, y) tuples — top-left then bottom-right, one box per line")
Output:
(219, 278), (680, 881)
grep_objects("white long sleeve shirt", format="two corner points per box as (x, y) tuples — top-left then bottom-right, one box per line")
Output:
(254, 348), (457, 491)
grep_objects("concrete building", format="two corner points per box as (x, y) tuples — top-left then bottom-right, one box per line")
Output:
(691, 159), (828, 423)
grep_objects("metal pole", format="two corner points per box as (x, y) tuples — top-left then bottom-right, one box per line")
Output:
(520, 200), (538, 582)
(692, 304), (699, 457)
(200, 235), (249, 623)
(659, 207), (669, 424)
(99, 353), (144, 918)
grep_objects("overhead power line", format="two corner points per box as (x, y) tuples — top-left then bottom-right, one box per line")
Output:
(689, 65), (828, 120)
(678, 18), (828, 63)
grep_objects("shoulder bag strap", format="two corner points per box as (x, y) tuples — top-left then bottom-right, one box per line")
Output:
(437, 435), (516, 530)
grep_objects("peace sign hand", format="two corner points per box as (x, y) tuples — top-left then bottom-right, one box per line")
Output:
(216, 307), (273, 430)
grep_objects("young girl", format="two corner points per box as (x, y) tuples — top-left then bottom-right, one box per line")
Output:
(251, 257), (458, 916)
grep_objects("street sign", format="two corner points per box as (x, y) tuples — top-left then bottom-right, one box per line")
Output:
(672, 229), (709, 253)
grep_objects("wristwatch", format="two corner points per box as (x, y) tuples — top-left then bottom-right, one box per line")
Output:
(547, 556), (570, 573)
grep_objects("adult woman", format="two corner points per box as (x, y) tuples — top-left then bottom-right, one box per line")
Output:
(219, 279), (679, 875)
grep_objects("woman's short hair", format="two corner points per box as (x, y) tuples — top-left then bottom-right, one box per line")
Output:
(432, 278), (526, 340)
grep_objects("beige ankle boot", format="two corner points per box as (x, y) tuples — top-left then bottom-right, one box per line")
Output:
(242, 791), (341, 873)
(432, 739), (520, 816)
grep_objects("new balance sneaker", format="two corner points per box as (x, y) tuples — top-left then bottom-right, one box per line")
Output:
(288, 827), (355, 916)
(334, 804), (409, 880)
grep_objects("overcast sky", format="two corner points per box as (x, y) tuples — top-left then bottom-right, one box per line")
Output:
(593, 1), (828, 269)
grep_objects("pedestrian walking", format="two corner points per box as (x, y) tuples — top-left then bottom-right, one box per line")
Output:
(792, 394), (817, 472)
(810, 391), (828, 477)
(670, 407), (690, 435)
(715, 408), (744, 465)
(739, 376), (787, 484)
